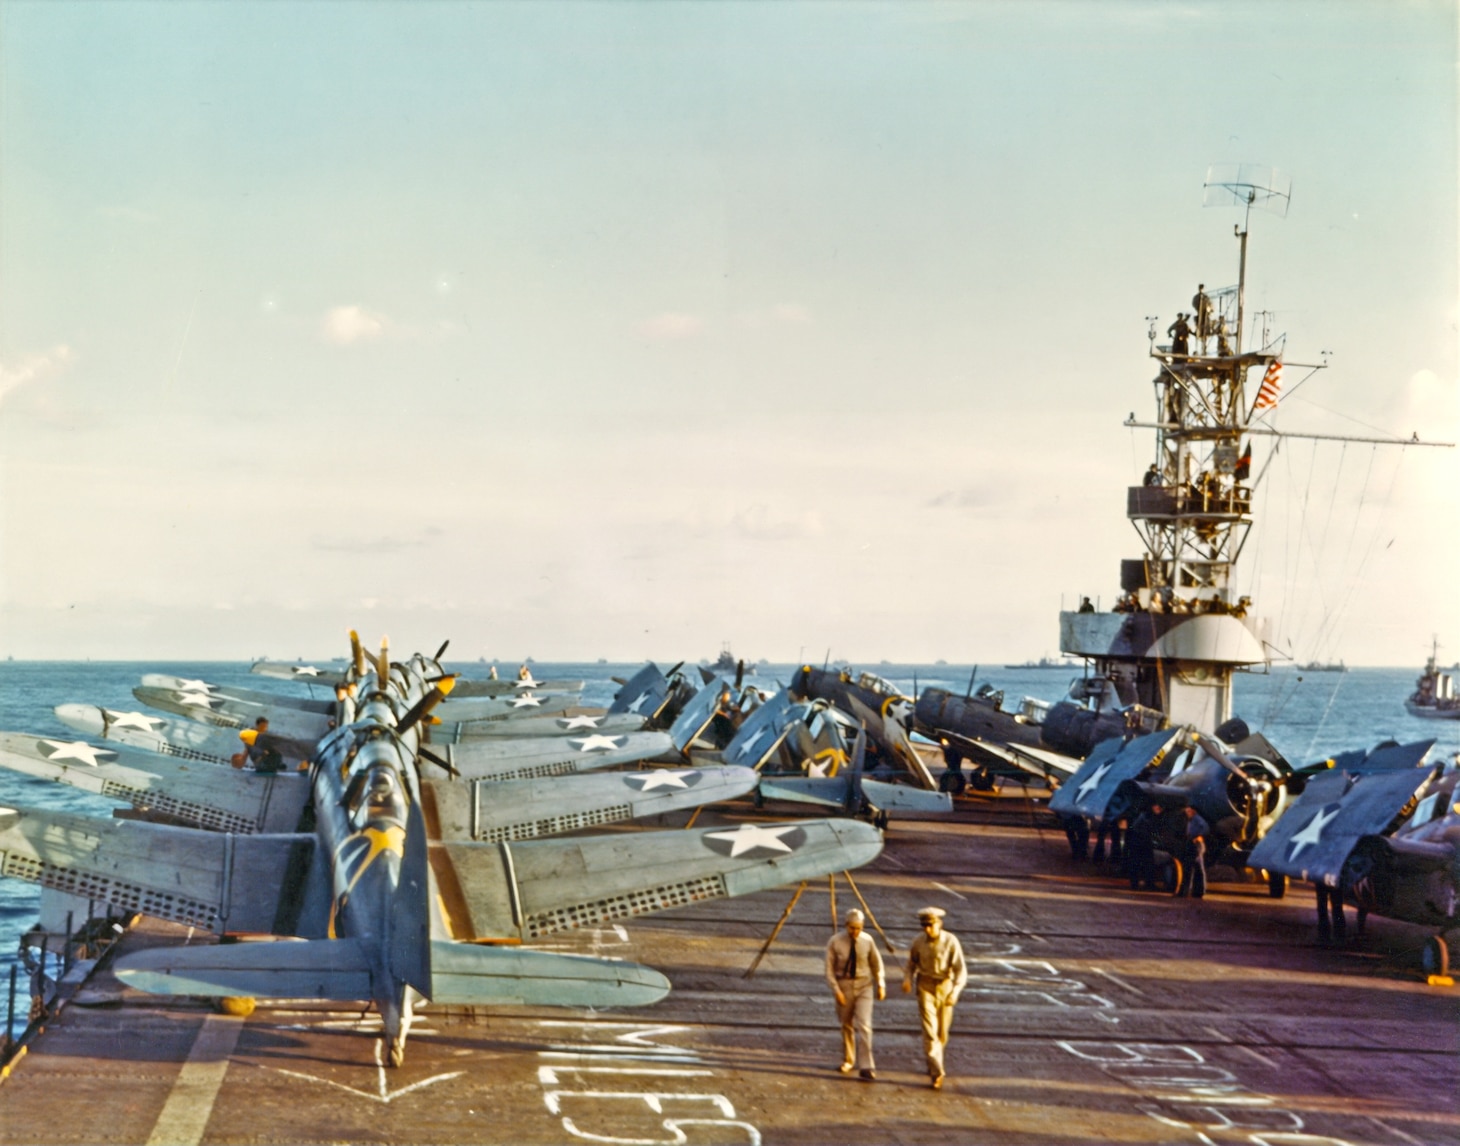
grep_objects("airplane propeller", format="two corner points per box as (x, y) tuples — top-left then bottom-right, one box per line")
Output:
(376, 636), (391, 684)
(416, 744), (460, 779)
(351, 630), (366, 680)
(434, 639), (450, 661)
(396, 675), (457, 737)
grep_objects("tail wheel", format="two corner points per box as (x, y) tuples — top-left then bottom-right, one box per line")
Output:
(1267, 870), (1288, 899)
(1422, 935), (1450, 979)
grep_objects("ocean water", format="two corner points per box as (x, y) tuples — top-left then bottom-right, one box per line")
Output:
(2, 658), (1455, 1038)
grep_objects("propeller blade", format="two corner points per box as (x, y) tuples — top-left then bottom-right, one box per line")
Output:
(377, 636), (390, 683)
(435, 639), (450, 661)
(351, 630), (365, 679)
(417, 744), (460, 778)
(394, 683), (449, 738)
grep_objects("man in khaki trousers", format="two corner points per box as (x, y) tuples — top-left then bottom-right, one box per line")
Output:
(902, 906), (967, 1088)
(825, 908), (884, 1080)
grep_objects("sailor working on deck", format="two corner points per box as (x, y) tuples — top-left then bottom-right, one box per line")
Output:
(1078, 596), (1095, 613)
(233, 717), (284, 773)
(1143, 463), (1161, 486)
(826, 908), (885, 1081)
(903, 906), (968, 1089)
(1179, 805), (1210, 898)
(1168, 313), (1192, 355)
(1315, 881), (1347, 945)
(517, 664), (532, 680)
(1126, 802), (1163, 890)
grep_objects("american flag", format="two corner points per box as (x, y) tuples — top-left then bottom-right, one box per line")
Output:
(1252, 358), (1283, 413)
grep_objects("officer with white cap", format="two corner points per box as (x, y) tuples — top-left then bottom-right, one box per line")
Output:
(903, 906), (967, 1089)
(825, 908), (885, 1079)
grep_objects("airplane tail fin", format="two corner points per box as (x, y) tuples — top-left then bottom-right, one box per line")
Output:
(429, 942), (670, 1007)
(389, 797), (432, 995)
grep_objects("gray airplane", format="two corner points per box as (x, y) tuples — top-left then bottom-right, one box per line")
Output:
(0, 639), (882, 1065)
(788, 666), (937, 790)
(1049, 723), (1310, 890)
(1246, 740), (1458, 973)
(722, 692), (952, 824)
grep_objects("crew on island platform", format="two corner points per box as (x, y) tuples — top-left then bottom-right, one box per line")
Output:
(1079, 596), (1095, 613)
(1168, 313), (1192, 355)
(1143, 463), (1161, 486)
(1192, 284), (1213, 338)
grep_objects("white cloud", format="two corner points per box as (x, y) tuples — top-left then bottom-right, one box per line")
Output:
(0, 345), (74, 409)
(321, 305), (388, 346)
(637, 312), (705, 340)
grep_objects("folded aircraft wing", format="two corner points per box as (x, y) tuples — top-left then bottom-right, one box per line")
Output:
(422, 766), (758, 842)
(53, 704), (289, 766)
(722, 693), (793, 769)
(139, 675), (335, 714)
(251, 660), (345, 686)
(115, 937), (669, 1008)
(437, 712), (646, 739)
(608, 663), (670, 719)
(431, 818), (882, 940)
(0, 804), (326, 935)
(131, 686), (332, 743)
(0, 731), (310, 833)
(1248, 765), (1434, 884)
(440, 731), (674, 781)
(1048, 729), (1183, 819)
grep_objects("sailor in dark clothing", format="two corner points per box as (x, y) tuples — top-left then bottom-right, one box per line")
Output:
(1178, 805), (1210, 898)
(1092, 817), (1123, 866)
(1060, 814), (1090, 861)
(1126, 803), (1162, 889)
(1192, 285), (1213, 338)
(1143, 463), (1161, 487)
(1078, 596), (1095, 613)
(1315, 881), (1347, 945)
(1167, 314), (1192, 355)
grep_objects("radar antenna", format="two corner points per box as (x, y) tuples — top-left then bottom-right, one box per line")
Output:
(1203, 165), (1291, 354)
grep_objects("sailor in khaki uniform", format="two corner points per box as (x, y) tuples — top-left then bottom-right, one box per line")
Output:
(825, 909), (885, 1079)
(902, 906), (967, 1088)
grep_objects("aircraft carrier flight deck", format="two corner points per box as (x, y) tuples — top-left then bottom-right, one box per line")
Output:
(2, 795), (1454, 1146)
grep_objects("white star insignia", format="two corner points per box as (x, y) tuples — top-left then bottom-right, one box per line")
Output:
(738, 727), (769, 756)
(572, 734), (623, 753)
(625, 692), (650, 714)
(38, 740), (115, 767)
(559, 715), (602, 730)
(514, 678), (539, 689)
(510, 695), (544, 709)
(107, 710), (164, 731)
(703, 823), (802, 858)
(292, 666), (321, 676)
(1076, 761), (1114, 801)
(1287, 805), (1341, 859)
(178, 691), (217, 708)
(173, 678), (212, 692)
(626, 770), (695, 791)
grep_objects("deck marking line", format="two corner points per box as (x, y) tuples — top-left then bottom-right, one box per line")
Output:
(1093, 968), (1146, 997)
(1202, 1026), (1232, 1043)
(1368, 1116), (1424, 1145)
(932, 882), (968, 901)
(145, 1014), (244, 1146)
(1233, 1044), (1278, 1069)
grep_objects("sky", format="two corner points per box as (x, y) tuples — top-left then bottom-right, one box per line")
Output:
(0, 0), (1455, 665)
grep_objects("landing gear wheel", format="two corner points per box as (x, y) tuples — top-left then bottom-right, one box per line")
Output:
(388, 1036), (407, 1069)
(1267, 870), (1288, 899)
(216, 996), (255, 1017)
(1422, 934), (1450, 979)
